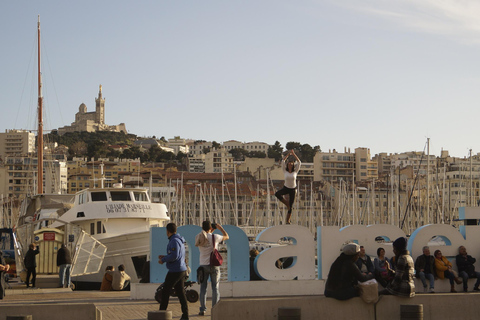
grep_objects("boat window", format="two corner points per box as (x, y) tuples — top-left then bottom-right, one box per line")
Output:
(134, 192), (148, 202)
(91, 192), (107, 202)
(111, 191), (131, 201)
(90, 223), (95, 235)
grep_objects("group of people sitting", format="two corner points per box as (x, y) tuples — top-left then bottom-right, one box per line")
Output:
(100, 264), (131, 291)
(324, 237), (480, 300)
(415, 245), (479, 293)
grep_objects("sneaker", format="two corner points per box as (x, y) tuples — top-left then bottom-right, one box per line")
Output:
(474, 287), (480, 291)
(423, 287), (427, 293)
(464, 288), (468, 292)
(198, 311), (205, 316)
(429, 288), (435, 293)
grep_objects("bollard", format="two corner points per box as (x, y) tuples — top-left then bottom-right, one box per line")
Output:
(400, 304), (423, 320)
(6, 316), (33, 320)
(278, 307), (301, 320)
(147, 310), (173, 320)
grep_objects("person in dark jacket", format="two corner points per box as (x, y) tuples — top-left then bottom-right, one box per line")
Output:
(456, 246), (480, 292)
(57, 244), (72, 288)
(0, 250), (10, 299)
(325, 243), (374, 300)
(24, 243), (39, 288)
(158, 222), (189, 320)
(355, 245), (375, 276)
(415, 246), (435, 293)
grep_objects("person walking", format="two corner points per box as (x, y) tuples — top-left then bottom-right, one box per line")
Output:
(24, 243), (39, 288)
(57, 244), (72, 288)
(158, 222), (189, 320)
(195, 221), (229, 316)
(275, 150), (301, 224)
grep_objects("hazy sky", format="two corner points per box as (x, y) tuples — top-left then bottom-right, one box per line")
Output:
(2, 1), (480, 158)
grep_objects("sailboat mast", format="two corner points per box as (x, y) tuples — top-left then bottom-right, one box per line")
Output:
(37, 15), (44, 195)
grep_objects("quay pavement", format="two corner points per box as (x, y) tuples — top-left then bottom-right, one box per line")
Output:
(3, 284), (206, 320)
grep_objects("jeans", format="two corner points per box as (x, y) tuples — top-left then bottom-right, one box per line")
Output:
(59, 264), (72, 288)
(444, 270), (455, 285)
(418, 271), (435, 289)
(459, 271), (480, 289)
(199, 265), (220, 312)
(159, 271), (188, 319)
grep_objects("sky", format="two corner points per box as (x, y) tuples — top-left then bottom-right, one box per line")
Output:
(2, 1), (480, 158)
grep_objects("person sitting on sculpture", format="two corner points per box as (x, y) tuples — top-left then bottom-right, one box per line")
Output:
(324, 243), (374, 300)
(456, 245), (480, 292)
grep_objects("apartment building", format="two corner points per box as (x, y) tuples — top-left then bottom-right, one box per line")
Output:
(313, 148), (355, 183)
(222, 140), (270, 155)
(0, 156), (67, 198)
(67, 158), (142, 193)
(205, 148), (234, 173)
(390, 151), (436, 175)
(355, 148), (378, 181)
(0, 130), (35, 160)
(312, 147), (378, 183)
(188, 141), (213, 156)
(167, 136), (191, 155)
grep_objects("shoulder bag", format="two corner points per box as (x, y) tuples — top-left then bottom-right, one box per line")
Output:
(210, 234), (223, 266)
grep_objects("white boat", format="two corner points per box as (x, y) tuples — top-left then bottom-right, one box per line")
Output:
(48, 186), (170, 287)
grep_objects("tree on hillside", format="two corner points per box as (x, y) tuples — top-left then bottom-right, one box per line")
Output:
(70, 141), (87, 157)
(229, 148), (248, 161)
(267, 141), (283, 161)
(247, 151), (266, 158)
(284, 142), (321, 162)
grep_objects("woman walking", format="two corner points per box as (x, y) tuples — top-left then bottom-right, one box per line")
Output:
(275, 150), (301, 224)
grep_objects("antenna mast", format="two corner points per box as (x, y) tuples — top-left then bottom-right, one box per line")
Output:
(37, 15), (44, 194)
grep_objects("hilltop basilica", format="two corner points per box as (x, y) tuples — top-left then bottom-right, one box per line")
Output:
(57, 85), (127, 135)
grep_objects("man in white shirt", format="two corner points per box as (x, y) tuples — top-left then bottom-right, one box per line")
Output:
(195, 221), (229, 316)
(111, 264), (131, 291)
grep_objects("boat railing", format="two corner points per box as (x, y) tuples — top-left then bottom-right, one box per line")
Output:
(14, 218), (107, 277)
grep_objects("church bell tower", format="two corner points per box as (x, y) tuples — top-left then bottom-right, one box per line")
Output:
(95, 84), (105, 124)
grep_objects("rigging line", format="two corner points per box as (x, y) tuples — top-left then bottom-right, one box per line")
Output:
(400, 143), (427, 231)
(43, 37), (65, 130)
(14, 30), (37, 130)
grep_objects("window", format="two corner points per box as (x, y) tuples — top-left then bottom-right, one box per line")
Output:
(91, 192), (107, 202)
(90, 223), (95, 235)
(134, 192), (148, 202)
(111, 191), (131, 201)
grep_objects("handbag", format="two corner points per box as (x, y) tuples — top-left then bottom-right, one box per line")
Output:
(358, 279), (379, 304)
(210, 234), (223, 266)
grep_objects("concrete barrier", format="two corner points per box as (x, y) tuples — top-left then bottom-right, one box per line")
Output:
(0, 303), (101, 320)
(131, 278), (476, 300)
(131, 280), (324, 300)
(212, 293), (480, 320)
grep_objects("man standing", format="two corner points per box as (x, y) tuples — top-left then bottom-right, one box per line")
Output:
(355, 246), (374, 276)
(456, 246), (480, 292)
(57, 244), (72, 288)
(111, 264), (131, 291)
(415, 246), (435, 293)
(24, 243), (39, 288)
(158, 222), (189, 320)
(195, 221), (229, 316)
